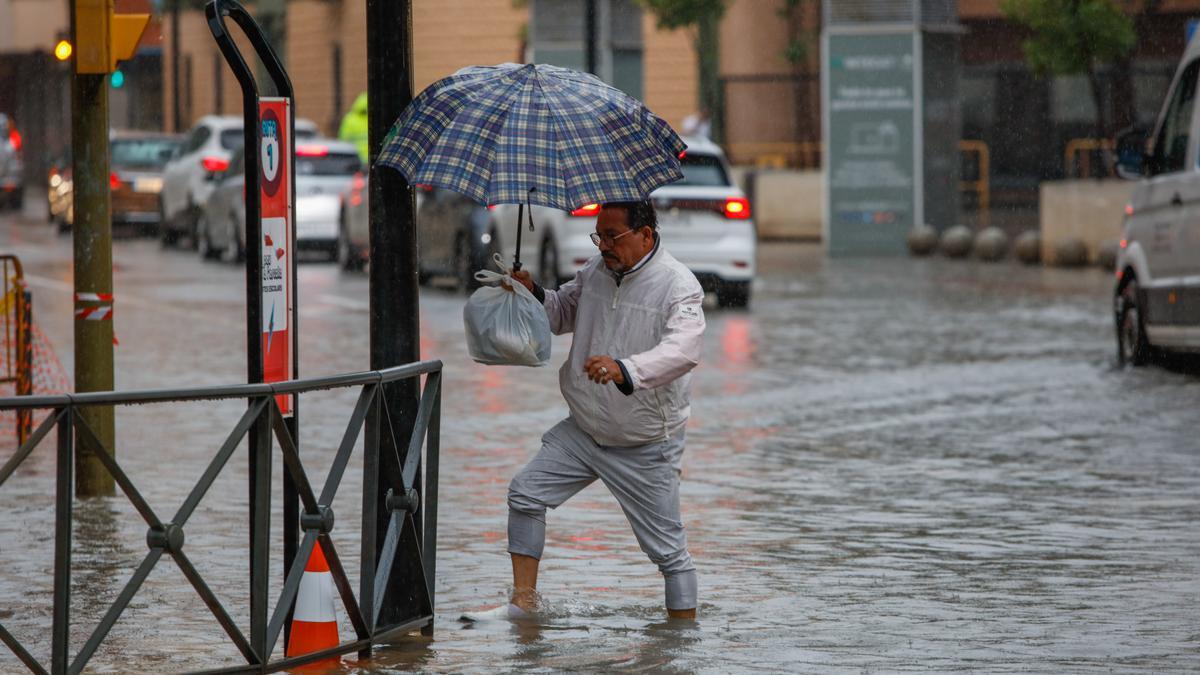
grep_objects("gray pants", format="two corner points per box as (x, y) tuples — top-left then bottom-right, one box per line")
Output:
(507, 417), (697, 610)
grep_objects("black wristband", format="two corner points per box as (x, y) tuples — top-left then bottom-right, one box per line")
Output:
(615, 361), (634, 396)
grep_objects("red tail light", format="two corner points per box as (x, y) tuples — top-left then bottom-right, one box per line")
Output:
(296, 144), (329, 157)
(109, 172), (121, 191)
(8, 129), (21, 152)
(570, 203), (601, 217)
(723, 197), (751, 219)
(414, 183), (434, 193)
(678, 150), (686, 159)
(201, 156), (229, 173)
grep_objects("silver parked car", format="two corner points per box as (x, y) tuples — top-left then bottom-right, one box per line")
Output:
(0, 113), (23, 211)
(161, 115), (318, 247)
(1113, 34), (1200, 364)
(337, 177), (492, 290)
(199, 139), (362, 262)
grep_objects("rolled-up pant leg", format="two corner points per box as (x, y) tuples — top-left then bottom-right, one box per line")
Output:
(507, 420), (597, 560)
(593, 432), (697, 611)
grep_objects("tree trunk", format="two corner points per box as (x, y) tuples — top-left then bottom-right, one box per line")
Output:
(1086, 64), (1109, 177)
(696, 13), (723, 144)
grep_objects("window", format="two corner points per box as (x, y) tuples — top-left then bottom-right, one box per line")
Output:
(675, 154), (730, 187)
(1150, 60), (1199, 175)
(186, 126), (210, 153)
(296, 152), (361, 176)
(220, 128), (244, 151)
(111, 138), (183, 168)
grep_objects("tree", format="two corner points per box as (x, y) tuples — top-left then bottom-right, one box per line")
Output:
(1001, 0), (1136, 146)
(1110, 0), (1160, 133)
(638, 0), (728, 143)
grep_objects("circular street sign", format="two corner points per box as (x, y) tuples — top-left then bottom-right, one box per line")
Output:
(260, 108), (284, 198)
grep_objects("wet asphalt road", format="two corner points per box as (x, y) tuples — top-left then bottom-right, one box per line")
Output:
(1, 208), (1199, 673)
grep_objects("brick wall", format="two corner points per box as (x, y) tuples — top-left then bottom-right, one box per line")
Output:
(161, 9), (253, 132)
(642, 13), (696, 135)
(287, 0), (527, 137)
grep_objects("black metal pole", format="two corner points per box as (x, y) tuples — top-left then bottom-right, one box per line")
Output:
(585, 0), (598, 75)
(365, 0), (420, 633)
(51, 408), (73, 674)
(207, 1), (296, 658)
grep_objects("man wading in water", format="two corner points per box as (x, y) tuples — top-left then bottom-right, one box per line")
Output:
(464, 200), (706, 622)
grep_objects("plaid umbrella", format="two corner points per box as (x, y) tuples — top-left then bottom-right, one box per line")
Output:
(376, 63), (686, 211)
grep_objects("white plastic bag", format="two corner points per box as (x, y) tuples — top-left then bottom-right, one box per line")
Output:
(463, 255), (552, 367)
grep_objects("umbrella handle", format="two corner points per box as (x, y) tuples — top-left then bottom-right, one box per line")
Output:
(513, 204), (524, 272)
(511, 188), (537, 273)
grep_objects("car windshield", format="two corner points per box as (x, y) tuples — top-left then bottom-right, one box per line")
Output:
(296, 152), (361, 176)
(111, 138), (181, 168)
(676, 153), (729, 187)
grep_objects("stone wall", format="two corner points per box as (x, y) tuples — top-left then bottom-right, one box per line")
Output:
(1038, 179), (1134, 264)
(731, 167), (823, 241)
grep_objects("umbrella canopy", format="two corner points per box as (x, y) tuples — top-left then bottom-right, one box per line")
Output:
(376, 63), (686, 211)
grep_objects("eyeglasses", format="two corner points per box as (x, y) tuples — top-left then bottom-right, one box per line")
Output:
(590, 229), (637, 247)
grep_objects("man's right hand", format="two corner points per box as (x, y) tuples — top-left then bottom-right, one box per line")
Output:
(510, 269), (535, 293)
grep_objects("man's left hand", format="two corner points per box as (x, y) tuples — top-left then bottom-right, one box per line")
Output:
(584, 355), (624, 385)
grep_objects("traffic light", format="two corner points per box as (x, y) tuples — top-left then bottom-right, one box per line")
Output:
(110, 69), (125, 89)
(74, 0), (149, 74)
(54, 39), (73, 61)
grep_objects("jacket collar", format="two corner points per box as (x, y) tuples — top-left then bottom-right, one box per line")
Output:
(612, 234), (660, 286)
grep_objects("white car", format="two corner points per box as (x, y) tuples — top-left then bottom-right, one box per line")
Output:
(488, 136), (756, 307)
(1113, 34), (1200, 364)
(160, 115), (318, 247)
(198, 139), (362, 262)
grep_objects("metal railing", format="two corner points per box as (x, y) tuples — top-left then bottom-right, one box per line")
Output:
(959, 140), (991, 228)
(0, 360), (442, 674)
(0, 254), (32, 443)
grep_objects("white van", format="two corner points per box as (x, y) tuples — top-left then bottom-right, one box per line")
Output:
(1113, 37), (1200, 364)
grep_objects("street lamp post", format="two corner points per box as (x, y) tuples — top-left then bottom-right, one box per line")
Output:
(364, 0), (423, 633)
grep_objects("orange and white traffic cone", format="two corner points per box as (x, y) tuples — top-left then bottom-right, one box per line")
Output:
(286, 543), (339, 658)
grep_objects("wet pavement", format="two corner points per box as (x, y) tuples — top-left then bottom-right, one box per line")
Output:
(2, 210), (1199, 673)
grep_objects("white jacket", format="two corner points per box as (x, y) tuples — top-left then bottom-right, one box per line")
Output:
(543, 242), (705, 447)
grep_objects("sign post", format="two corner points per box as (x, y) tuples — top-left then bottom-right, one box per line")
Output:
(207, 0), (298, 655)
(259, 97), (293, 414)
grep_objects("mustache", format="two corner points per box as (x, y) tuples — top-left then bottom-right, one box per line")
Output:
(602, 253), (618, 260)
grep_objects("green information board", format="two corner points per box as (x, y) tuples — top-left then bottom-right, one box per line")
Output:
(824, 32), (917, 256)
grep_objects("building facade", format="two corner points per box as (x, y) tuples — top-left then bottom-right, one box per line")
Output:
(0, 0), (162, 184)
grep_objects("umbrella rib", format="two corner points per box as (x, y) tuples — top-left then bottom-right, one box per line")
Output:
(416, 70), (532, 203)
(387, 65), (529, 184)
(532, 73), (639, 208)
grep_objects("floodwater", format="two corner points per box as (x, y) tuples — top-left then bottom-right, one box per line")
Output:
(1, 218), (1199, 673)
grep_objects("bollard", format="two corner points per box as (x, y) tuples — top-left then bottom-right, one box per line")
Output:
(940, 225), (973, 259)
(906, 224), (938, 256)
(973, 227), (1009, 262)
(1014, 230), (1041, 264)
(1095, 239), (1120, 270)
(1053, 237), (1090, 267)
